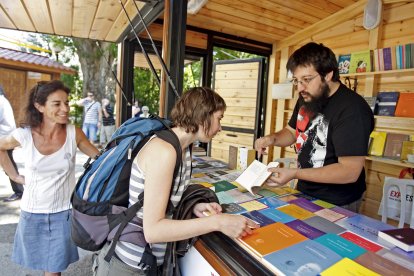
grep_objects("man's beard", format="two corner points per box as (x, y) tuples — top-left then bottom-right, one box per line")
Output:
(298, 82), (330, 117)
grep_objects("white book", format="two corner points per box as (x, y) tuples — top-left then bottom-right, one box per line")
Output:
(235, 160), (279, 195)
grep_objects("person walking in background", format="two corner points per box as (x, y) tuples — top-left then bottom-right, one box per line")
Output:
(100, 97), (116, 147)
(254, 43), (374, 212)
(0, 80), (99, 276)
(139, 105), (150, 118)
(0, 84), (24, 202)
(77, 92), (102, 144)
(132, 100), (141, 118)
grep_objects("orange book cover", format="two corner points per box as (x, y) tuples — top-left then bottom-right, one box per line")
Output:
(395, 92), (414, 117)
(239, 222), (307, 257)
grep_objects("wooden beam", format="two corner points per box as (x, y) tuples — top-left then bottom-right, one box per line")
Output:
(159, 0), (170, 117)
(72, 0), (98, 38)
(0, 59), (75, 75)
(49, 0), (73, 36)
(276, 0), (368, 50)
(89, 0), (122, 40)
(1, 0), (35, 31)
(23, 0), (53, 33)
(0, 5), (15, 29)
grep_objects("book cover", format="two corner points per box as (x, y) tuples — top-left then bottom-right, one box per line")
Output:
(405, 43), (411, 69)
(395, 92), (414, 118)
(285, 219), (326, 239)
(378, 228), (414, 252)
(212, 180), (237, 192)
(242, 210), (276, 227)
(368, 131), (387, 156)
(256, 188), (276, 198)
(295, 193), (318, 201)
(312, 199), (336, 209)
(340, 232), (383, 252)
(216, 189), (259, 204)
(263, 239), (342, 276)
(278, 194), (299, 202)
(338, 54), (351, 74)
(364, 96), (378, 114)
(401, 141), (414, 161)
(377, 248), (414, 271)
(222, 203), (247, 214)
(349, 50), (372, 73)
(303, 216), (346, 234)
(355, 251), (413, 275)
(391, 246), (414, 260)
(315, 208), (345, 222)
(377, 91), (400, 116)
(335, 215), (396, 248)
(235, 160), (279, 195)
(239, 200), (268, 211)
(266, 186), (299, 196)
(239, 222), (307, 257)
(259, 207), (296, 224)
(258, 196), (288, 209)
(391, 45), (397, 70)
(320, 257), (379, 276)
(315, 233), (367, 259)
(278, 204), (315, 220)
(383, 47), (393, 71)
(289, 198), (324, 212)
(228, 145), (238, 170)
(330, 206), (358, 218)
(383, 133), (409, 159)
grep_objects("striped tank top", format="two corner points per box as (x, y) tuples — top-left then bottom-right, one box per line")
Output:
(114, 135), (191, 268)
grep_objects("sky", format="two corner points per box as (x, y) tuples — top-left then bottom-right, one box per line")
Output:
(0, 28), (30, 50)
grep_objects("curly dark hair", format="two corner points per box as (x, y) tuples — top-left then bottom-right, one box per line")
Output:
(286, 42), (340, 81)
(23, 80), (70, 128)
(170, 87), (226, 135)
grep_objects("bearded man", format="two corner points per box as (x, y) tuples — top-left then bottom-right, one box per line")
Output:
(255, 42), (374, 212)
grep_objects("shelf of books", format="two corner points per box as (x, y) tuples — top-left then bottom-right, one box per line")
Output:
(340, 68), (414, 78)
(366, 156), (414, 168)
(182, 156), (414, 275)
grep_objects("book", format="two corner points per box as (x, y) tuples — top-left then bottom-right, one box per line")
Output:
(338, 54), (351, 74)
(383, 47), (393, 71)
(364, 96), (378, 114)
(335, 215), (396, 248)
(303, 216), (346, 234)
(285, 219), (326, 239)
(383, 133), (409, 159)
(215, 189), (259, 204)
(377, 91), (400, 116)
(314, 208), (345, 222)
(340, 232), (383, 252)
(242, 210), (275, 227)
(258, 196), (288, 208)
(320, 257), (380, 276)
(263, 239), (342, 276)
(368, 131), (387, 156)
(330, 206), (358, 218)
(401, 141), (414, 161)
(312, 199), (336, 209)
(278, 204), (315, 220)
(395, 92), (414, 118)
(289, 198), (324, 212)
(355, 251), (414, 275)
(378, 228), (414, 252)
(212, 180), (237, 192)
(377, 248), (414, 271)
(349, 50), (372, 73)
(238, 222), (307, 257)
(222, 203), (247, 214)
(258, 208), (296, 224)
(315, 233), (367, 259)
(238, 200), (268, 211)
(235, 160), (279, 195)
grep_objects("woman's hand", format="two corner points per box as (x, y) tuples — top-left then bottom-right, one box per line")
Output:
(216, 214), (259, 239)
(193, 202), (222, 217)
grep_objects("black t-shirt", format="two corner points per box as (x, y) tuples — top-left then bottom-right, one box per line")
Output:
(288, 83), (374, 205)
(102, 105), (115, 126)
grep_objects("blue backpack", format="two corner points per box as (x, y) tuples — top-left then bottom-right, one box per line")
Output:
(71, 115), (182, 257)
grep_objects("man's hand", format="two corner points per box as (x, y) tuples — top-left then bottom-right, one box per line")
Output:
(11, 175), (25, 185)
(266, 167), (297, 186)
(254, 136), (273, 158)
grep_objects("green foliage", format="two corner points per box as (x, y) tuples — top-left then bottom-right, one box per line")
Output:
(133, 68), (160, 114)
(183, 60), (202, 91)
(213, 47), (260, 61)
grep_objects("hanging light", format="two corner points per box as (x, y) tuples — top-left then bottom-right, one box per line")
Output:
(187, 0), (208, 15)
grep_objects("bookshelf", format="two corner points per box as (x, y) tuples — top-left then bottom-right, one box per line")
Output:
(340, 68), (414, 78)
(366, 156), (414, 168)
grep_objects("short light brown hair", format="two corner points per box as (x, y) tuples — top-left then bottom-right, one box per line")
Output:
(171, 87), (226, 135)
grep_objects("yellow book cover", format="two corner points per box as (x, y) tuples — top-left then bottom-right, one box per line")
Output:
(401, 141), (414, 161)
(349, 50), (372, 73)
(239, 222), (307, 257)
(278, 204), (315, 220)
(369, 131), (387, 156)
(321, 258), (380, 276)
(312, 199), (336, 209)
(239, 200), (268, 211)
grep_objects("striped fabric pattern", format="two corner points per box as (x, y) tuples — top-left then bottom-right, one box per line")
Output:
(115, 135), (191, 268)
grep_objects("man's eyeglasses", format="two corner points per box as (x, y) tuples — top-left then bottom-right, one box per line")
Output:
(290, 74), (320, 87)
(87, 94), (94, 97)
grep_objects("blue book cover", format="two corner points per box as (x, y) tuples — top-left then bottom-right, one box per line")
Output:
(259, 208), (296, 224)
(377, 92), (400, 116)
(303, 216), (346, 235)
(338, 54), (351, 74)
(242, 210), (275, 227)
(336, 214), (396, 248)
(315, 233), (367, 259)
(286, 220), (325, 239)
(258, 196), (287, 209)
(263, 239), (342, 276)
(290, 198), (324, 212)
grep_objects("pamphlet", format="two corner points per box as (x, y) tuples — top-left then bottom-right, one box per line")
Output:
(235, 160), (279, 195)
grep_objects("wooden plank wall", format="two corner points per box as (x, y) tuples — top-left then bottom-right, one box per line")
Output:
(269, 2), (414, 220)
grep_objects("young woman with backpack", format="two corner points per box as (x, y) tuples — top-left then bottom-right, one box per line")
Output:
(0, 80), (99, 276)
(92, 87), (258, 275)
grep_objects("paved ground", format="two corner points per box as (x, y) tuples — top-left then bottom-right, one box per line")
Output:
(0, 148), (95, 276)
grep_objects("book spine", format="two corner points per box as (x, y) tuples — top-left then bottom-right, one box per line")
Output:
(383, 47), (392, 71)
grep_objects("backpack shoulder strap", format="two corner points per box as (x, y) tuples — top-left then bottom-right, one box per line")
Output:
(155, 129), (182, 185)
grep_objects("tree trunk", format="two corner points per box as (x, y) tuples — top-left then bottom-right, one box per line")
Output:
(72, 38), (116, 102)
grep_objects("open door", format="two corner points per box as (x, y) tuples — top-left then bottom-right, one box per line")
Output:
(210, 58), (266, 162)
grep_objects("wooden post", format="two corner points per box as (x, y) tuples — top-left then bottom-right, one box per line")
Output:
(159, 0), (170, 117)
